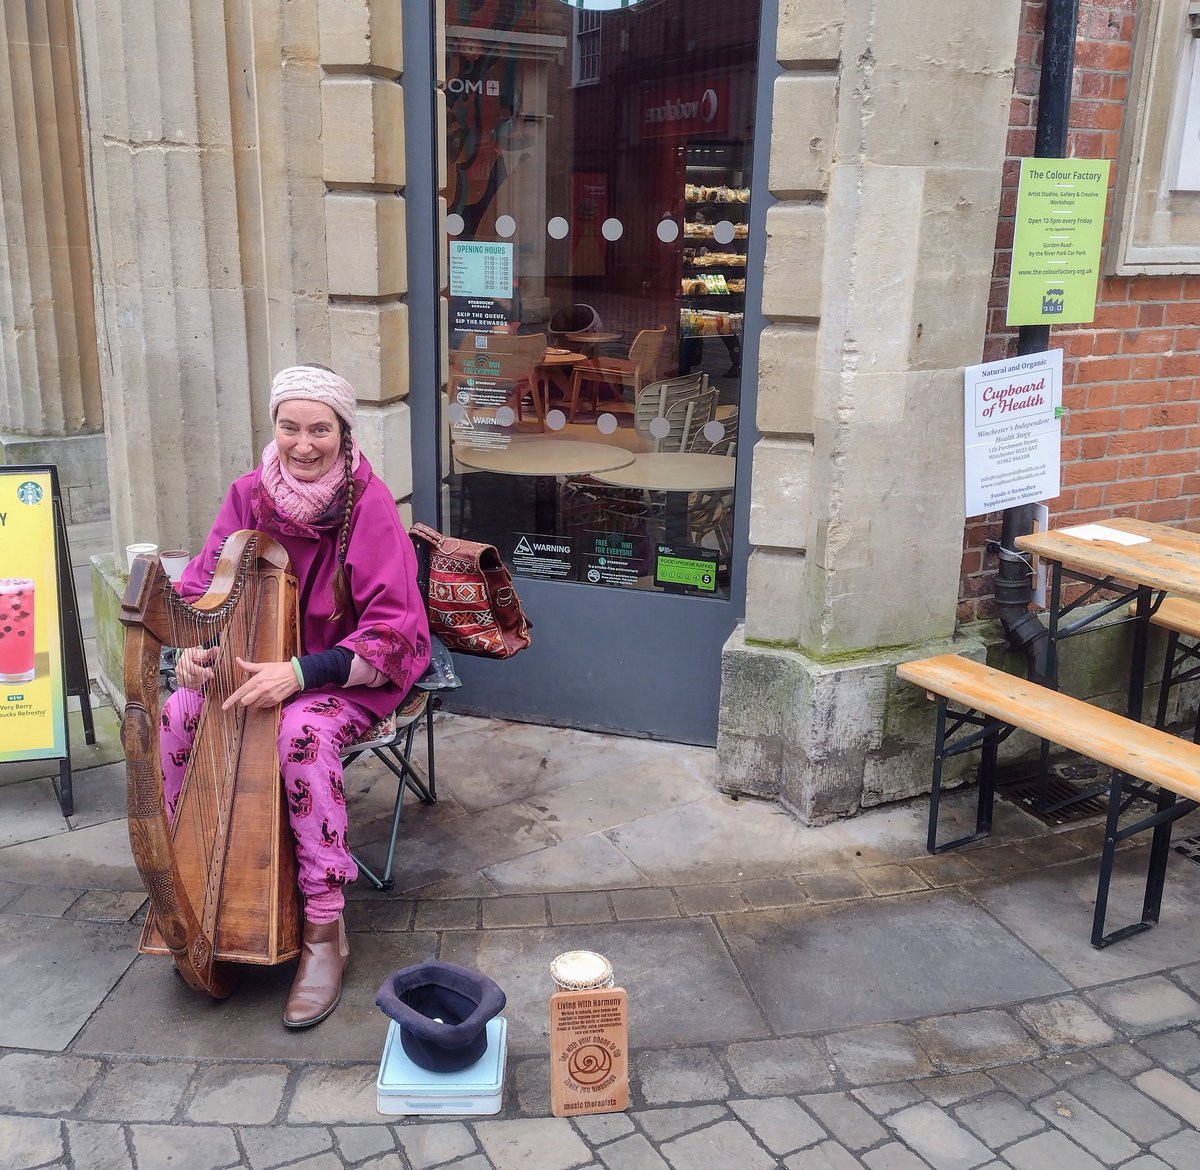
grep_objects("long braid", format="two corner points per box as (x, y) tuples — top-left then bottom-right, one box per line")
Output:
(330, 428), (355, 621)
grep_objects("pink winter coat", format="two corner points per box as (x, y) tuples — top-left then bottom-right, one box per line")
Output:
(179, 455), (431, 720)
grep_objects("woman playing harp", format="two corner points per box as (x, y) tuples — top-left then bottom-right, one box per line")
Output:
(158, 365), (430, 1028)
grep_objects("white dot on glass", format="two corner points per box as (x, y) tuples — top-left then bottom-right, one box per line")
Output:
(547, 216), (570, 240)
(448, 403), (467, 424)
(446, 213), (465, 236)
(649, 417), (671, 439)
(596, 413), (618, 435)
(495, 406), (516, 426)
(713, 220), (735, 245)
(546, 409), (566, 431)
(657, 219), (680, 243)
(496, 215), (516, 238)
(601, 218), (623, 241)
(703, 420), (726, 442)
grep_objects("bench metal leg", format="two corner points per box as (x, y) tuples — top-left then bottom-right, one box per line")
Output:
(927, 699), (1001, 854)
(1093, 770), (1195, 947)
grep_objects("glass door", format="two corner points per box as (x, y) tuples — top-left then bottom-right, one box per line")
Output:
(432, 0), (764, 743)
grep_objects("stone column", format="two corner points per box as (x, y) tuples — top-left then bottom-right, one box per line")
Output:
(74, 0), (258, 556)
(0, 0), (104, 520)
(718, 0), (1023, 820)
(319, 0), (413, 502)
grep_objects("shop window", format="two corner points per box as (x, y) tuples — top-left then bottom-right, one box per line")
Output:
(1110, 1), (1200, 273)
(440, 0), (760, 599)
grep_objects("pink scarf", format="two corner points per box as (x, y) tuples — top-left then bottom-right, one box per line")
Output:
(259, 439), (361, 525)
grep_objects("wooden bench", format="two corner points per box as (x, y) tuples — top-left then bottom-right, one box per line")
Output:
(897, 653), (1200, 948)
(1136, 596), (1200, 739)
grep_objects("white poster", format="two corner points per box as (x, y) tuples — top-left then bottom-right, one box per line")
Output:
(964, 349), (1063, 518)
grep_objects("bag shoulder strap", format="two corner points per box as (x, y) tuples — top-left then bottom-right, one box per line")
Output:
(409, 521), (446, 549)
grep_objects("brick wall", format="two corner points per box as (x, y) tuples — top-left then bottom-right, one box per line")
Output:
(961, 0), (1200, 622)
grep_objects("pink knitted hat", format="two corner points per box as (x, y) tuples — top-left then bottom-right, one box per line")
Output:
(269, 365), (357, 430)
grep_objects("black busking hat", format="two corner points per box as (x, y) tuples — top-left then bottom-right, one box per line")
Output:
(375, 961), (506, 1073)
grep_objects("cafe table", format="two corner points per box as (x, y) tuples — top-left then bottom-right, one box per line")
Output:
(454, 439), (635, 533)
(535, 349), (587, 416)
(1014, 516), (1200, 810)
(591, 452), (736, 545)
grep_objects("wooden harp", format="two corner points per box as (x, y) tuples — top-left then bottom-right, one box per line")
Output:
(120, 530), (302, 998)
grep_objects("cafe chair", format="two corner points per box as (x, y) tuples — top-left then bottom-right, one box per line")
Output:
(342, 639), (461, 891)
(549, 302), (603, 337)
(687, 410), (738, 566)
(634, 374), (716, 453)
(568, 325), (667, 421)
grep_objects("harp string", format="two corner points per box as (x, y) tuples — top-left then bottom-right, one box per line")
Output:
(162, 538), (262, 934)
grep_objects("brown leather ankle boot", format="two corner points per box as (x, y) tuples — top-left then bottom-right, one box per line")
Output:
(283, 915), (350, 1029)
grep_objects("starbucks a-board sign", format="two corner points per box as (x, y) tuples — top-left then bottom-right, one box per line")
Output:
(1007, 158), (1110, 326)
(0, 465), (93, 816)
(0, 468), (66, 762)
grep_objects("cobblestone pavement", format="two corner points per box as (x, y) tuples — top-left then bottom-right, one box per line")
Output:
(2, 967), (1199, 1168)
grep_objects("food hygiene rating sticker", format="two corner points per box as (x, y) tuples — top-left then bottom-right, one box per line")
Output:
(654, 544), (719, 592)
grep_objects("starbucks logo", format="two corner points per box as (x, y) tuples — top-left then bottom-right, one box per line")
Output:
(16, 481), (43, 505)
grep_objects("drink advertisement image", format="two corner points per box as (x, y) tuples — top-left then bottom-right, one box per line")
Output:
(0, 470), (66, 762)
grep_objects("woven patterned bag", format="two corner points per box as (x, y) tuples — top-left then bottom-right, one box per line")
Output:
(409, 522), (533, 659)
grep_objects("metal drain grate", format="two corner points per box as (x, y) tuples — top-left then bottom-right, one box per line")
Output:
(998, 762), (1110, 826)
(1175, 835), (1200, 866)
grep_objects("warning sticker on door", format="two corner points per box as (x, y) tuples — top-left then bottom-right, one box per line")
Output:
(512, 534), (574, 579)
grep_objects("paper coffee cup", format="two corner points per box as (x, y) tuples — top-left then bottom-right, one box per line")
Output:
(159, 549), (190, 583)
(126, 542), (159, 572)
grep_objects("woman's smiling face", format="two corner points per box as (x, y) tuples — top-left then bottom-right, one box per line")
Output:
(274, 401), (342, 481)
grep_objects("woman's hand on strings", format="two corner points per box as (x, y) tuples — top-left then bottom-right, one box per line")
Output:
(175, 646), (218, 691)
(221, 658), (301, 711)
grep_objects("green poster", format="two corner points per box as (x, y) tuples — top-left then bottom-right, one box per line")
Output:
(1006, 158), (1110, 326)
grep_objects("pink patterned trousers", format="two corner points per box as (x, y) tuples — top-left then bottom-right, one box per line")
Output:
(159, 687), (373, 922)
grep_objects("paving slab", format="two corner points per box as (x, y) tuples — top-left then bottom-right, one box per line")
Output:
(71, 929), (437, 1060)
(63, 1120), (134, 1170)
(915, 1011), (1041, 1075)
(1015, 995), (1117, 1051)
(728, 1097), (826, 1154)
(521, 760), (709, 841)
(885, 1103), (993, 1170)
(659, 1118), (779, 1170)
(971, 853), (1200, 987)
(719, 890), (1067, 1035)
(0, 776), (72, 847)
(0, 1051), (102, 1113)
(0, 913), (138, 1051)
(394, 1121), (478, 1169)
(0, 1115), (65, 1169)
(0, 816), (142, 890)
(484, 833), (653, 894)
(635, 1048), (730, 1104)
(440, 918), (770, 1055)
(725, 1038), (836, 1096)
(360, 799), (563, 895)
(1085, 976), (1200, 1035)
(606, 795), (816, 884)
(474, 1116), (594, 1170)
(824, 1024), (935, 1084)
(82, 1059), (195, 1122)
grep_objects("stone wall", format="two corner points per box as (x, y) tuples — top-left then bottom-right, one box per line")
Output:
(718, 0), (1025, 821)
(962, 0), (1200, 623)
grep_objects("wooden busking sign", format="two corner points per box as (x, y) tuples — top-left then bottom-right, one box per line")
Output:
(549, 988), (630, 1117)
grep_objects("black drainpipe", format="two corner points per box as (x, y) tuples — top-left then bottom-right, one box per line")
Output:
(992, 0), (1080, 686)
